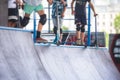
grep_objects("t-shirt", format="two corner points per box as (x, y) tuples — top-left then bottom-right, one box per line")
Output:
(24, 0), (42, 6)
(75, 0), (90, 15)
(52, 0), (67, 18)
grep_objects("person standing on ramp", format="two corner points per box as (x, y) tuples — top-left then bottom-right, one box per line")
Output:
(71, 0), (97, 45)
(21, 0), (52, 42)
(51, 0), (67, 44)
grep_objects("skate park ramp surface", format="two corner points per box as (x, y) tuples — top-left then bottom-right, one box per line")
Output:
(0, 29), (120, 80)
(0, 29), (51, 80)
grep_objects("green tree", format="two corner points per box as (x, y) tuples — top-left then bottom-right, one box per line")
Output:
(114, 13), (120, 33)
(62, 25), (69, 31)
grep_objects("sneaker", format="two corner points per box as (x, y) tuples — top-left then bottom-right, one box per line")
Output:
(76, 39), (81, 45)
(53, 35), (61, 43)
(81, 42), (85, 45)
(56, 40), (61, 46)
(36, 37), (48, 43)
(54, 39), (62, 44)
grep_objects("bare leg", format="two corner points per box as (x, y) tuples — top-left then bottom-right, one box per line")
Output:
(36, 10), (47, 42)
(76, 31), (81, 39)
(81, 32), (85, 43)
(75, 23), (82, 45)
(59, 34), (63, 42)
(81, 25), (85, 44)
(76, 23), (81, 40)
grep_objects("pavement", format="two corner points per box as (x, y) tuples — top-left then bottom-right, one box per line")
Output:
(0, 29), (120, 80)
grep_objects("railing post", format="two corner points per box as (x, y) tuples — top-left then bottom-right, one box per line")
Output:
(48, 4), (51, 33)
(87, 4), (91, 46)
(33, 12), (36, 43)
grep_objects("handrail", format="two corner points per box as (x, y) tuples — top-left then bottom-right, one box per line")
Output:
(0, 26), (33, 32)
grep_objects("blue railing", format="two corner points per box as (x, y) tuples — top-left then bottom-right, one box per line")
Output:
(87, 4), (91, 46)
(33, 12), (37, 43)
(0, 26), (32, 32)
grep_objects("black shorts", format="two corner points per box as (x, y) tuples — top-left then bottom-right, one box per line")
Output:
(75, 14), (87, 25)
(8, 8), (18, 22)
(75, 3), (87, 25)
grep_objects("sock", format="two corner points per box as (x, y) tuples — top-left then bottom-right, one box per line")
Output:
(36, 31), (41, 38)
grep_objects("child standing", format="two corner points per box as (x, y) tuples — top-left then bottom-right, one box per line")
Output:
(21, 0), (52, 42)
(71, 0), (97, 45)
(51, 0), (67, 44)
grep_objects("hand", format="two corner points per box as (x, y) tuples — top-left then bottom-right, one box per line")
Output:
(61, 0), (66, 5)
(48, 0), (53, 5)
(94, 13), (98, 17)
(61, 13), (65, 18)
(61, 0), (65, 3)
(71, 11), (75, 15)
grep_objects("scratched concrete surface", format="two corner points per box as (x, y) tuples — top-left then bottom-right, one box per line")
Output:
(0, 29), (120, 80)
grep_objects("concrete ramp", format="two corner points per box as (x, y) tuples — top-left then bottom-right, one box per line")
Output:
(0, 30), (51, 80)
(35, 46), (120, 80)
(0, 29), (120, 80)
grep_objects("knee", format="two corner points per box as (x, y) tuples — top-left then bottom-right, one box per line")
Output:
(39, 14), (47, 25)
(76, 24), (81, 31)
(81, 25), (85, 32)
(21, 17), (30, 27)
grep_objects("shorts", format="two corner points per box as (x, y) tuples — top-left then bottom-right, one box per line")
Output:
(75, 14), (87, 25)
(8, 8), (18, 22)
(24, 3), (44, 14)
(52, 17), (63, 28)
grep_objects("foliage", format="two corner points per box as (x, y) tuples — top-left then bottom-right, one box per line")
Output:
(105, 32), (109, 48)
(62, 25), (69, 31)
(114, 13), (120, 33)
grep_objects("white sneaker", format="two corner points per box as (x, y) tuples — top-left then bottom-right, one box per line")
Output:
(76, 39), (81, 45)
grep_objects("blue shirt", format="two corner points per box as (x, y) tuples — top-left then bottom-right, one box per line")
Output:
(52, 0), (67, 18)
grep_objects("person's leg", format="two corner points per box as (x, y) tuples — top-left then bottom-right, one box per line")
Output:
(36, 4), (47, 42)
(76, 23), (81, 45)
(53, 17), (63, 43)
(53, 18), (58, 43)
(21, 13), (30, 28)
(37, 10), (45, 31)
(74, 13), (82, 45)
(59, 29), (63, 42)
(76, 30), (81, 40)
(59, 18), (63, 43)
(21, 3), (34, 28)
(81, 15), (87, 45)
(81, 25), (85, 45)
